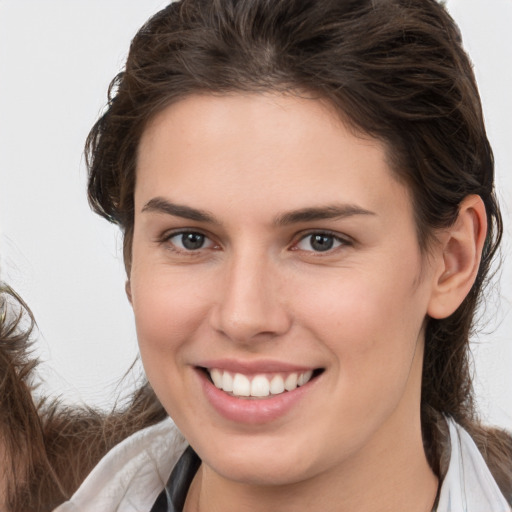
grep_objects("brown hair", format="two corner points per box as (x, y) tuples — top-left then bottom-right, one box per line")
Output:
(85, 0), (511, 501)
(0, 285), (166, 511)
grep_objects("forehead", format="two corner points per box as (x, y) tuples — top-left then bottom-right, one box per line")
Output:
(135, 93), (410, 218)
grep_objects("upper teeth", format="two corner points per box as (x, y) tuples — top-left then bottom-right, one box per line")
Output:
(208, 369), (314, 398)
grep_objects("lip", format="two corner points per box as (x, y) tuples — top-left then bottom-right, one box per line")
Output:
(196, 362), (321, 424)
(197, 358), (316, 374)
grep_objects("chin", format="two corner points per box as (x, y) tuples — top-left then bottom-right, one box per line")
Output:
(211, 454), (315, 487)
(191, 430), (328, 487)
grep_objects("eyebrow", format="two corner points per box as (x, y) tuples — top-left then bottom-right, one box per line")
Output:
(142, 197), (216, 223)
(274, 204), (376, 226)
(142, 197), (375, 225)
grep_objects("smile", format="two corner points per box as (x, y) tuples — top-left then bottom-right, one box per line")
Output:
(197, 364), (324, 423)
(207, 369), (315, 398)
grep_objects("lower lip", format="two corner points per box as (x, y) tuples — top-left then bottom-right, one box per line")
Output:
(198, 370), (318, 424)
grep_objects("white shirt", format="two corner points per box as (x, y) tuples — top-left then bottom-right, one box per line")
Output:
(54, 417), (511, 512)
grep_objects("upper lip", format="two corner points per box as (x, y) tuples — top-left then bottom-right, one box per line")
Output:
(197, 358), (319, 374)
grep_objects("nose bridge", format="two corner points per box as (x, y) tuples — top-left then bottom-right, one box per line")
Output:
(211, 245), (290, 342)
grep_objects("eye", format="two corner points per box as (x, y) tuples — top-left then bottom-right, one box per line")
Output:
(294, 232), (347, 253)
(166, 231), (216, 251)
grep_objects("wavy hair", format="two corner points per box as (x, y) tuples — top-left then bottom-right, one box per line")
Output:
(0, 286), (166, 511)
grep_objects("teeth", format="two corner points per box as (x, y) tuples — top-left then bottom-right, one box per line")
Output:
(210, 368), (223, 388)
(250, 375), (270, 397)
(284, 373), (298, 391)
(232, 373), (251, 396)
(222, 371), (233, 392)
(207, 369), (314, 398)
(269, 375), (285, 395)
(298, 370), (313, 386)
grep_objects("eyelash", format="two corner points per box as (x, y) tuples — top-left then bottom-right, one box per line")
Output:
(292, 231), (352, 254)
(160, 230), (219, 254)
(159, 230), (352, 255)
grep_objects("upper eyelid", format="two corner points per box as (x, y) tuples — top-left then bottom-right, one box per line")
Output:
(160, 230), (218, 255)
(293, 229), (352, 244)
(155, 228), (214, 250)
(287, 231), (353, 256)
(159, 227), (214, 242)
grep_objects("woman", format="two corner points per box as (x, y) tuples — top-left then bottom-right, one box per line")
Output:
(2, 0), (511, 510)
(67, 0), (512, 509)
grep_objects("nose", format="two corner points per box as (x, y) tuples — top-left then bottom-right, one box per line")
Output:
(209, 251), (292, 344)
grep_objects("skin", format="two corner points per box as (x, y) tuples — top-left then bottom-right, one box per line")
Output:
(128, 93), (485, 512)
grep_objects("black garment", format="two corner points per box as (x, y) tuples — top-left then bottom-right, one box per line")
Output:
(150, 446), (201, 512)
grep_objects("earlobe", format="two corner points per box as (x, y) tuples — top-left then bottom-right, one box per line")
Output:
(125, 280), (133, 305)
(427, 195), (487, 319)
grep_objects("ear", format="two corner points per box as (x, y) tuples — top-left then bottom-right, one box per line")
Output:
(427, 195), (487, 319)
(125, 279), (133, 305)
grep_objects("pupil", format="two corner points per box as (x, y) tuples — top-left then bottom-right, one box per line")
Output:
(311, 234), (333, 252)
(182, 233), (204, 250)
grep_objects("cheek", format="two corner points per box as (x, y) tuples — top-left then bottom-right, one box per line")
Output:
(298, 264), (427, 380)
(130, 270), (212, 366)
(129, 270), (218, 424)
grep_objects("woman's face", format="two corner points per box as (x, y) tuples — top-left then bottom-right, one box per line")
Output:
(130, 93), (441, 486)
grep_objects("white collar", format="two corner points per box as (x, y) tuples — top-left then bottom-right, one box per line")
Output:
(54, 417), (510, 512)
(437, 418), (510, 511)
(53, 418), (186, 512)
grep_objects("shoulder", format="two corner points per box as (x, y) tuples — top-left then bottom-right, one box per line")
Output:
(53, 418), (187, 512)
(438, 418), (511, 512)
